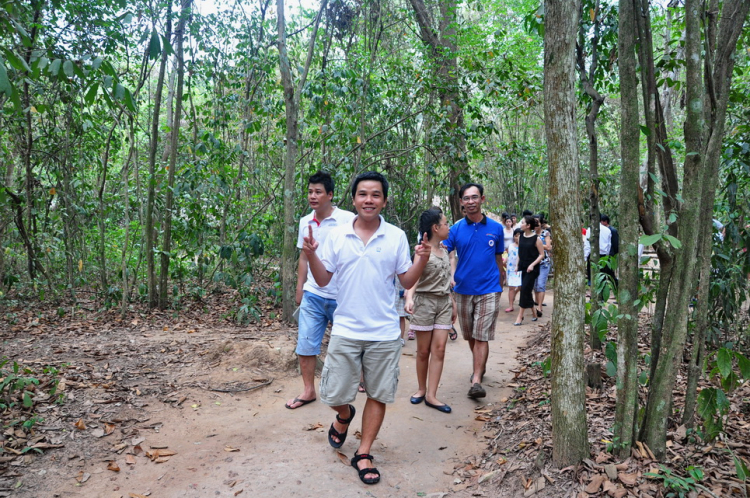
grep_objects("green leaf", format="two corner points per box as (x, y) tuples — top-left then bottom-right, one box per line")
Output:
(23, 392), (33, 408)
(639, 125), (651, 136)
(114, 83), (125, 100)
(717, 348), (732, 379)
(663, 234), (682, 249)
(638, 370), (649, 386)
(736, 352), (750, 379)
(697, 388), (717, 420)
(3, 49), (31, 73)
(639, 233), (661, 246)
(122, 87), (136, 112)
(605, 360), (616, 377)
(84, 83), (99, 105)
(63, 60), (75, 78)
(0, 59), (11, 96)
(49, 58), (62, 76)
(148, 29), (162, 59)
(734, 456), (749, 481)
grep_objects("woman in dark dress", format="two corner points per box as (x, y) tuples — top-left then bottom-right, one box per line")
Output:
(514, 215), (545, 325)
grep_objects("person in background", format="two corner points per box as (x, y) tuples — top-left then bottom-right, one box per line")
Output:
(533, 214), (552, 317)
(287, 171), (355, 410)
(444, 183), (504, 400)
(514, 215), (544, 326)
(405, 207), (456, 414)
(505, 228), (522, 312)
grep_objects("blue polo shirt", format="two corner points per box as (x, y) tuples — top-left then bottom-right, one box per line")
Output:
(444, 214), (504, 295)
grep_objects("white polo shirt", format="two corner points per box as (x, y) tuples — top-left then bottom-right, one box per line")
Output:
(318, 215), (412, 341)
(297, 207), (356, 299)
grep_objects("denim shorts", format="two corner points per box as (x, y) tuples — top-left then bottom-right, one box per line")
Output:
(295, 291), (337, 356)
(534, 263), (551, 293)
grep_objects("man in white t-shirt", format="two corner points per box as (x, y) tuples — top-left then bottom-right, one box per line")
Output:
(285, 172), (355, 410)
(302, 171), (431, 485)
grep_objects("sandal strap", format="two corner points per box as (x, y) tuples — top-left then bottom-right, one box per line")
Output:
(335, 404), (356, 424)
(352, 453), (374, 464)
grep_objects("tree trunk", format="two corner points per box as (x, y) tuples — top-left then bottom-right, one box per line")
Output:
(278, 0), (327, 322)
(159, 0), (190, 310)
(545, 0), (588, 468)
(575, 5), (604, 351)
(614, 0), (640, 458)
(640, 0), (749, 459)
(407, 0), (464, 221)
(145, 11), (172, 308)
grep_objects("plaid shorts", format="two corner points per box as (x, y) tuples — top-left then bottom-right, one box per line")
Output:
(455, 292), (501, 342)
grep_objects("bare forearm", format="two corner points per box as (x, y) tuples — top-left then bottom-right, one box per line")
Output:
(306, 251), (333, 287)
(399, 256), (428, 289)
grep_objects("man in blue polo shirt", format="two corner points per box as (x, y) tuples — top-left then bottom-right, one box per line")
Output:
(444, 183), (504, 399)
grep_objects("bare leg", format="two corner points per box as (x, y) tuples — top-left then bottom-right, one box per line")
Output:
(355, 398), (386, 481)
(426, 329), (448, 404)
(536, 290), (546, 314)
(471, 340), (489, 385)
(509, 287), (517, 307)
(286, 355), (317, 408)
(330, 404), (353, 445)
(413, 330), (431, 397)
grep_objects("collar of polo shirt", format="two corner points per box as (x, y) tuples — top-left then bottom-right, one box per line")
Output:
(465, 214), (488, 225)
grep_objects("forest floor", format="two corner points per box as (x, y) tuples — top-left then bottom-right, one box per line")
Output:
(1, 289), (749, 498)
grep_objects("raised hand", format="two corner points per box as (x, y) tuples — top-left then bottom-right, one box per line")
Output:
(302, 224), (319, 256)
(414, 232), (431, 259)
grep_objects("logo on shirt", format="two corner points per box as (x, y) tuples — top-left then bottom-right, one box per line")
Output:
(488, 239), (494, 247)
(376, 247), (382, 252)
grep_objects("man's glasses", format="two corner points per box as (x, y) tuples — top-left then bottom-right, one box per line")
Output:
(461, 195), (480, 202)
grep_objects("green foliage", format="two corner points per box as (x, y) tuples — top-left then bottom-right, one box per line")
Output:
(532, 356), (551, 377)
(696, 347), (750, 441)
(644, 465), (703, 498)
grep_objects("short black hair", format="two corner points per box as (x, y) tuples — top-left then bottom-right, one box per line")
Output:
(308, 171), (334, 194)
(533, 213), (546, 226)
(522, 209), (533, 217)
(510, 213), (518, 219)
(459, 182), (484, 198)
(600, 214), (610, 223)
(419, 207), (443, 241)
(523, 214), (537, 229)
(513, 228), (523, 236)
(352, 171), (389, 198)
(501, 212), (510, 221)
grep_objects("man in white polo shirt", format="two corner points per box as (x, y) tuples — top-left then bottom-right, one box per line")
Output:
(302, 171), (430, 485)
(285, 171), (355, 410)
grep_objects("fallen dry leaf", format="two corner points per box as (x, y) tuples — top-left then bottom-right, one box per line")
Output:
(104, 423), (116, 435)
(336, 451), (349, 466)
(129, 494), (148, 498)
(618, 472), (638, 486)
(125, 454), (136, 465)
(74, 419), (86, 430)
(154, 456), (171, 463)
(224, 446), (240, 452)
(303, 423), (323, 431)
(146, 449), (177, 461)
(107, 461), (120, 472)
(585, 474), (606, 493)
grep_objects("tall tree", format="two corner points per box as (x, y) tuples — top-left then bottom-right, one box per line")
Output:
(159, 0), (191, 309)
(639, 0), (749, 458)
(545, 0), (588, 467)
(613, 0), (639, 458)
(277, 0), (328, 321)
(145, 8), (172, 308)
(408, 0), (464, 220)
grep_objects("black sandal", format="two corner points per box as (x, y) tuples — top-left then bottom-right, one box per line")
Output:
(449, 327), (458, 341)
(351, 452), (380, 485)
(328, 404), (356, 449)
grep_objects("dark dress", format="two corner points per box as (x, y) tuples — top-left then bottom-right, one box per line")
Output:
(517, 233), (541, 309)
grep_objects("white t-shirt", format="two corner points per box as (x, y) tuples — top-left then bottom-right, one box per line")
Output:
(297, 207), (356, 299)
(598, 224), (612, 255)
(319, 215), (412, 341)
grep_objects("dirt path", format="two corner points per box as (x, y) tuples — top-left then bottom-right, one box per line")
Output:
(15, 293), (552, 498)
